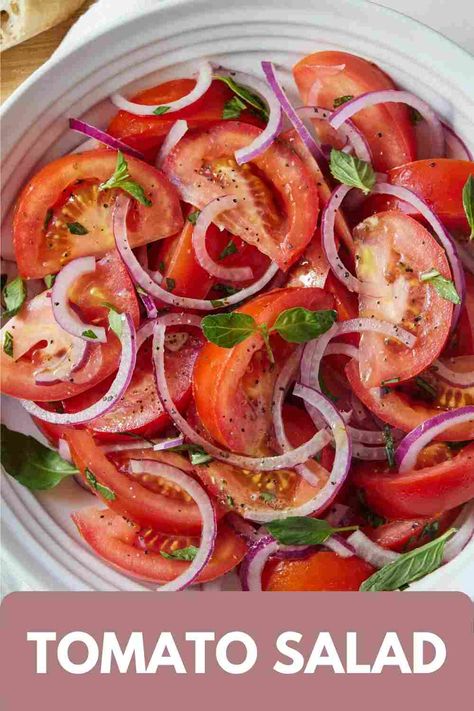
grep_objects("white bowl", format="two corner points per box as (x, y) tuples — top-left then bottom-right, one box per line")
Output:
(1, 0), (474, 594)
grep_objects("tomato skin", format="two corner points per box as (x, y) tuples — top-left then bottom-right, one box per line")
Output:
(13, 149), (183, 278)
(444, 272), (474, 357)
(262, 551), (374, 591)
(364, 509), (460, 553)
(72, 507), (247, 584)
(292, 51), (416, 172)
(353, 443), (474, 519)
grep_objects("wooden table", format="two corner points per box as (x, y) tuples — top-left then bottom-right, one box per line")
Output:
(1, 0), (96, 103)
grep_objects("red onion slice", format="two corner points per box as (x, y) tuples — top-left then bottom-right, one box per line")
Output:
(226, 513), (262, 544)
(432, 358), (474, 389)
(69, 118), (145, 160)
(347, 530), (400, 568)
(214, 69), (282, 165)
(52, 257), (106, 343)
(34, 338), (89, 384)
(21, 314), (137, 424)
(240, 535), (279, 591)
(58, 438), (73, 464)
(325, 503), (351, 527)
(130, 459), (217, 591)
(296, 106), (372, 162)
(443, 500), (474, 563)
(395, 405), (474, 472)
(352, 444), (388, 460)
(329, 90), (445, 157)
(153, 435), (185, 452)
(348, 427), (386, 444)
(324, 533), (355, 558)
(111, 61), (213, 116)
(192, 196), (253, 281)
(113, 194), (279, 311)
(156, 120), (188, 169)
(442, 123), (473, 161)
(325, 342), (359, 359)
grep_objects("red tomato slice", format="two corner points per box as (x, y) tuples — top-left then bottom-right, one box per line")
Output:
(163, 121), (319, 270)
(354, 211), (453, 387)
(66, 429), (223, 534)
(353, 443), (474, 518)
(0, 251), (139, 401)
(346, 358), (474, 441)
(262, 550), (374, 591)
(63, 326), (204, 441)
(364, 508), (461, 553)
(72, 507), (247, 584)
(444, 272), (474, 357)
(292, 51), (416, 172)
(13, 149), (183, 278)
(193, 287), (334, 455)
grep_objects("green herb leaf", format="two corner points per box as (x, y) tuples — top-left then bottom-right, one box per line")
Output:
(271, 307), (337, 344)
(169, 443), (213, 465)
(187, 209), (201, 225)
(259, 492), (276, 503)
(383, 424), (395, 469)
(0, 274), (7, 291)
(67, 221), (89, 236)
(0, 424), (77, 490)
(415, 376), (437, 398)
(85, 468), (116, 501)
(3, 331), (14, 357)
(102, 302), (123, 339)
(356, 489), (386, 528)
(381, 377), (400, 386)
(266, 516), (357, 546)
(44, 274), (56, 289)
(329, 148), (376, 194)
(44, 208), (53, 230)
(223, 95), (247, 120)
(360, 528), (455, 591)
(166, 277), (176, 292)
(214, 283), (240, 296)
(215, 75), (269, 121)
(218, 239), (238, 260)
(420, 269), (461, 304)
(160, 546), (198, 561)
(226, 495), (235, 508)
(462, 175), (474, 240)
(99, 151), (152, 206)
(421, 520), (440, 541)
(2, 276), (26, 319)
(409, 107), (424, 125)
(333, 95), (354, 108)
(82, 329), (98, 339)
(153, 106), (170, 116)
(201, 312), (257, 348)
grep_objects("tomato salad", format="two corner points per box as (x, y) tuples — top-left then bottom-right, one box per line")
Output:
(2, 51), (474, 592)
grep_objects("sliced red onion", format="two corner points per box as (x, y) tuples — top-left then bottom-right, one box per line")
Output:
(348, 427), (386, 444)
(396, 405), (474, 472)
(372, 182), (465, 329)
(68, 118), (145, 160)
(457, 243), (474, 277)
(325, 503), (351, 527)
(130, 459), (216, 591)
(443, 500), (474, 563)
(329, 90), (445, 157)
(347, 530), (400, 568)
(100, 440), (156, 454)
(352, 444), (388, 460)
(21, 314), (137, 424)
(240, 535), (279, 591)
(351, 392), (370, 425)
(226, 513), (262, 544)
(324, 533), (355, 558)
(58, 438), (73, 464)
(52, 257), (106, 343)
(113, 194), (279, 311)
(442, 123), (473, 161)
(153, 314), (335, 476)
(156, 120), (188, 169)
(325, 342), (359, 359)
(296, 106), (371, 162)
(432, 358), (474, 389)
(153, 435), (185, 452)
(274, 544), (319, 561)
(214, 69), (282, 165)
(139, 293), (158, 319)
(192, 196), (253, 281)
(34, 339), (89, 384)
(261, 62), (325, 163)
(111, 61), (213, 116)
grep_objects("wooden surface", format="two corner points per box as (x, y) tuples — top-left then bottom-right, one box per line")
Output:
(1, 0), (96, 104)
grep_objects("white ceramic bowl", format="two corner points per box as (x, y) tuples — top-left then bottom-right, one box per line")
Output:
(1, 0), (474, 594)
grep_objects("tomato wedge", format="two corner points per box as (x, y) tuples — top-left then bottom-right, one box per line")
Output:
(293, 51), (416, 172)
(0, 251), (139, 401)
(72, 507), (247, 584)
(364, 509), (460, 553)
(163, 122), (319, 270)
(13, 149), (183, 278)
(354, 211), (453, 387)
(262, 551), (374, 591)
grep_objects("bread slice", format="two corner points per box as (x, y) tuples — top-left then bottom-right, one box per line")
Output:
(1, 0), (86, 51)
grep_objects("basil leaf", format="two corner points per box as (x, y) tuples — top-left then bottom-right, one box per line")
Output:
(0, 424), (77, 490)
(3, 331), (14, 357)
(44, 274), (56, 289)
(360, 528), (455, 591)
(415, 376), (437, 398)
(329, 148), (376, 194)
(259, 492), (276, 503)
(166, 277), (176, 292)
(266, 516), (357, 546)
(462, 175), (474, 240)
(85, 468), (116, 501)
(223, 95), (247, 120)
(187, 209), (201, 225)
(214, 283), (240, 296)
(226, 495), (235, 508)
(160, 546), (198, 561)
(201, 312), (257, 348)
(383, 424), (395, 469)
(169, 443), (213, 465)
(215, 75), (269, 121)
(218, 239), (238, 260)
(333, 95), (353, 108)
(67, 221), (88, 236)
(271, 307), (337, 343)
(420, 269), (461, 304)
(102, 302), (123, 339)
(153, 106), (170, 116)
(2, 276), (26, 318)
(356, 490), (386, 528)
(99, 151), (152, 206)
(44, 208), (53, 230)
(82, 329), (98, 339)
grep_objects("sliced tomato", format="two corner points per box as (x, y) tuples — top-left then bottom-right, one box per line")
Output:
(293, 51), (416, 172)
(13, 149), (183, 278)
(72, 507), (247, 584)
(163, 122), (319, 270)
(444, 272), (474, 357)
(354, 211), (452, 387)
(63, 326), (204, 440)
(262, 551), (374, 591)
(0, 251), (140, 401)
(364, 508), (461, 553)
(346, 358), (474, 441)
(193, 287), (334, 455)
(353, 443), (474, 518)
(360, 159), (474, 234)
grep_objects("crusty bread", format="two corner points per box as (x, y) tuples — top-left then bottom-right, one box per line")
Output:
(0, 0), (86, 51)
